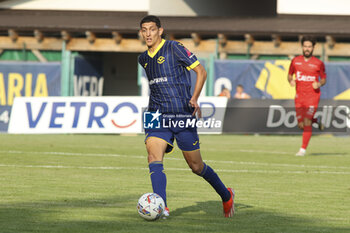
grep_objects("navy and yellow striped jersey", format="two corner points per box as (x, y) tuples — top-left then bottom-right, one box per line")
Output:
(139, 39), (200, 114)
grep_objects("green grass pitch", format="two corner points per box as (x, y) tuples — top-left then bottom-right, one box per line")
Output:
(0, 134), (349, 233)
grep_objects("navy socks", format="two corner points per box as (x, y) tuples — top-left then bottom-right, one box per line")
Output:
(149, 161), (230, 206)
(200, 163), (231, 202)
(149, 162), (167, 206)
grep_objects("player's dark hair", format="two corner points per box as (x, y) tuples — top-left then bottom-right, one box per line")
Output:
(140, 15), (161, 28)
(237, 84), (243, 88)
(301, 36), (316, 46)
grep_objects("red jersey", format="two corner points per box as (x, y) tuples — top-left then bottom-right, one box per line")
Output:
(288, 55), (326, 98)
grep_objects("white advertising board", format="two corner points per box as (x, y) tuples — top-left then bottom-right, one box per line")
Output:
(9, 96), (227, 134)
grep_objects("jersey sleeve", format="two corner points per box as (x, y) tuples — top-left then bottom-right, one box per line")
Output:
(172, 41), (200, 70)
(319, 61), (326, 79)
(138, 54), (145, 68)
(288, 58), (295, 75)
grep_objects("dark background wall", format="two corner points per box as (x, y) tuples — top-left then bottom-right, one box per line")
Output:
(102, 52), (139, 96)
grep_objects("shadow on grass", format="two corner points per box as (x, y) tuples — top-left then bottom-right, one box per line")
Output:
(171, 200), (253, 217)
(309, 152), (348, 156)
(0, 197), (349, 233)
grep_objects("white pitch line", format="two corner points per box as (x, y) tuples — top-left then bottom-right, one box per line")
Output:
(0, 150), (349, 170)
(206, 148), (292, 155)
(1, 150), (146, 159)
(239, 149), (290, 155)
(0, 164), (148, 170)
(203, 159), (350, 170)
(0, 164), (349, 175)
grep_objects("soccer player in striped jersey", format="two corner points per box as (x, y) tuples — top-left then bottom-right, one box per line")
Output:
(139, 15), (235, 218)
(288, 36), (326, 156)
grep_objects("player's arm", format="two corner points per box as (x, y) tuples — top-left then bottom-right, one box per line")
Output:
(172, 41), (205, 117)
(190, 64), (206, 118)
(312, 62), (327, 89)
(312, 78), (326, 89)
(288, 74), (295, 87)
(138, 54), (145, 68)
(288, 59), (296, 87)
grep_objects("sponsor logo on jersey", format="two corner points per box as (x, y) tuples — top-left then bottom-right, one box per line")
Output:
(149, 77), (168, 85)
(184, 47), (192, 57)
(296, 71), (316, 82)
(308, 63), (318, 68)
(178, 42), (192, 57)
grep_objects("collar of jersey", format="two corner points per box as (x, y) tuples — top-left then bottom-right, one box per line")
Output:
(147, 39), (166, 58)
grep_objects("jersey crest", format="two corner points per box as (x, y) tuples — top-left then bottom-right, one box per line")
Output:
(157, 56), (165, 64)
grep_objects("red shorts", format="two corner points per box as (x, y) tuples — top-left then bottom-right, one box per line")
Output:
(295, 95), (320, 123)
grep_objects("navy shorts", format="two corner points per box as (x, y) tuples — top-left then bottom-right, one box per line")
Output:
(145, 126), (200, 153)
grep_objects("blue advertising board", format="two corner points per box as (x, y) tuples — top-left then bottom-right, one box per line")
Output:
(74, 56), (104, 96)
(213, 60), (350, 100)
(0, 62), (61, 132)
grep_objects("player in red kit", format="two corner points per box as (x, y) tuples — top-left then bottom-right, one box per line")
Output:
(288, 36), (326, 156)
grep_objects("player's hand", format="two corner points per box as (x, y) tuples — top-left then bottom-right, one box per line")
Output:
(189, 98), (202, 118)
(312, 81), (321, 89)
(289, 80), (296, 87)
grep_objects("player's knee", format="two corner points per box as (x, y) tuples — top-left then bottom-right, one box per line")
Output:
(147, 153), (162, 163)
(189, 163), (204, 175)
(191, 166), (202, 175)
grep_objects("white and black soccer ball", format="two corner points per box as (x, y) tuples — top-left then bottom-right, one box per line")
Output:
(137, 193), (165, 220)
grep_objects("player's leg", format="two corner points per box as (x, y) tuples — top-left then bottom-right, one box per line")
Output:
(295, 100), (306, 156)
(302, 103), (317, 148)
(176, 129), (234, 217)
(145, 130), (174, 214)
(312, 116), (324, 130)
(181, 149), (232, 200)
(295, 103), (307, 155)
(181, 149), (234, 217)
(295, 100), (304, 130)
(146, 137), (168, 207)
(296, 117), (312, 156)
(311, 105), (324, 131)
(296, 103), (316, 156)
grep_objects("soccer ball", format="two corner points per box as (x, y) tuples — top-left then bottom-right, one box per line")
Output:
(137, 193), (165, 220)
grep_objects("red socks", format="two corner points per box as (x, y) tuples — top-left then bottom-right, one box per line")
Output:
(302, 125), (312, 149)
